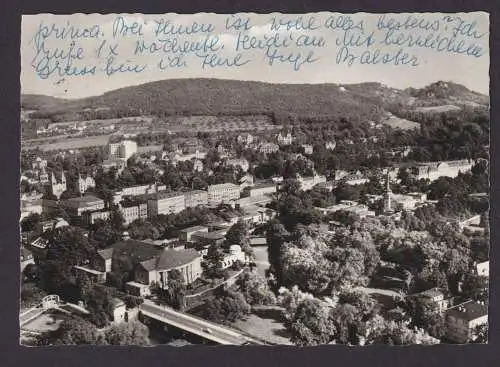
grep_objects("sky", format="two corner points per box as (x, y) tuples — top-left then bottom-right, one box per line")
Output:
(21, 12), (490, 99)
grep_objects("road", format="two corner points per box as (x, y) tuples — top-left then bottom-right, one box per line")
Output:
(140, 300), (262, 345)
(252, 246), (269, 278)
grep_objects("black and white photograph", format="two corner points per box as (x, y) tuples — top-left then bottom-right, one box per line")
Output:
(19, 12), (490, 347)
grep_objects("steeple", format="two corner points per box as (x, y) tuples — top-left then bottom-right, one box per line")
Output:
(383, 169), (392, 214)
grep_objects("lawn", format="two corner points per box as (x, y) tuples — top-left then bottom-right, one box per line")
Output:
(233, 307), (292, 345)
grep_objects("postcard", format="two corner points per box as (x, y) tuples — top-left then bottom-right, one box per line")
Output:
(20, 12), (489, 346)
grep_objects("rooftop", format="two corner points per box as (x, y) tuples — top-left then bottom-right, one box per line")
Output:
(446, 300), (488, 321)
(179, 225), (209, 234)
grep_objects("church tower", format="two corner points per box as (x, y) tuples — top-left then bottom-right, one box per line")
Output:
(383, 170), (392, 214)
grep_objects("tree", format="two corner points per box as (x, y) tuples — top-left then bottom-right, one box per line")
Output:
(461, 273), (489, 303)
(202, 289), (251, 324)
(38, 226), (96, 298)
(35, 317), (107, 346)
(266, 219), (289, 286)
(154, 269), (186, 310)
(471, 323), (488, 343)
(202, 244), (225, 279)
(84, 285), (114, 328)
(290, 298), (336, 346)
(104, 320), (150, 346)
(20, 213), (42, 233)
(236, 271), (276, 306)
(224, 219), (253, 257)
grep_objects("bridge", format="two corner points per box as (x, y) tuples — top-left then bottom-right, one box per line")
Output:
(139, 300), (265, 345)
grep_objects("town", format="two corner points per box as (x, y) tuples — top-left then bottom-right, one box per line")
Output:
(19, 80), (489, 346)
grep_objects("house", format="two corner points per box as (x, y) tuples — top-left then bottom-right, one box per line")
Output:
(193, 159), (204, 172)
(179, 225), (209, 243)
(190, 229), (227, 252)
(416, 288), (448, 313)
(277, 132), (293, 146)
(445, 300), (488, 343)
(410, 160), (473, 181)
(110, 298), (127, 323)
(259, 142), (279, 154)
(226, 158), (250, 172)
(325, 140), (337, 150)
(108, 139), (137, 160)
(237, 133), (254, 145)
(298, 174), (327, 191)
(21, 247), (34, 272)
(184, 190), (208, 208)
(221, 245), (247, 269)
(301, 144), (313, 155)
(82, 210), (111, 226)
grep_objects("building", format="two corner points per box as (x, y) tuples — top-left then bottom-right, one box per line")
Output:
(207, 183), (240, 205)
(110, 298), (127, 323)
(120, 183), (166, 197)
(21, 247), (34, 272)
(121, 203), (148, 225)
(237, 133), (254, 145)
(77, 173), (96, 194)
(221, 245), (247, 269)
(59, 195), (105, 218)
(32, 157), (48, 170)
(184, 190), (208, 208)
(147, 192), (186, 217)
(475, 261), (489, 278)
(20, 198), (43, 220)
(302, 144), (313, 155)
(82, 210), (111, 226)
(179, 225), (209, 243)
(190, 229), (227, 250)
(93, 240), (202, 296)
(101, 158), (127, 174)
(325, 140), (337, 150)
(316, 201), (376, 218)
(410, 160), (473, 181)
(445, 301), (488, 343)
(108, 140), (138, 160)
(298, 174), (327, 191)
(259, 142), (279, 154)
(49, 171), (67, 199)
(227, 158), (250, 172)
(249, 182), (277, 197)
(277, 132), (293, 146)
(416, 288), (448, 313)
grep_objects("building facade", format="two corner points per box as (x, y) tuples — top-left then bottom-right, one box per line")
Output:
(184, 190), (208, 208)
(148, 192), (186, 217)
(207, 183), (240, 205)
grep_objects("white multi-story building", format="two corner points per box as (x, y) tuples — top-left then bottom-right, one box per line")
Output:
(108, 140), (138, 160)
(148, 192), (186, 217)
(121, 203), (148, 225)
(82, 210), (111, 226)
(207, 183), (240, 205)
(184, 190), (208, 208)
